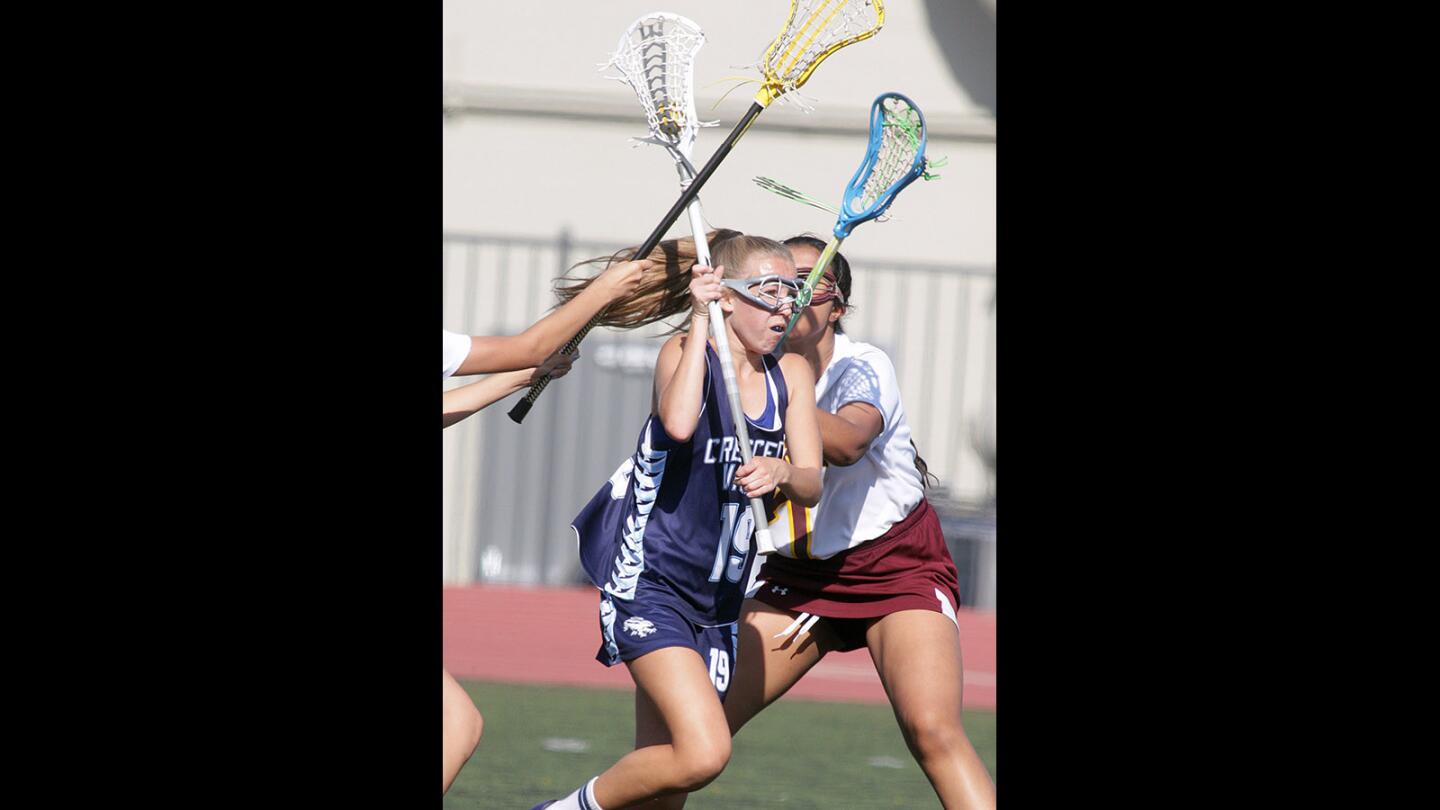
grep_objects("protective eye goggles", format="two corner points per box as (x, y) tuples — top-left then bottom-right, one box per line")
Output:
(807, 273), (847, 307)
(720, 274), (804, 313)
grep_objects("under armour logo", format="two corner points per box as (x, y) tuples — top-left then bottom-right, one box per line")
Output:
(771, 586), (789, 595)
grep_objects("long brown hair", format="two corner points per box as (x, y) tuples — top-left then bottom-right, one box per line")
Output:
(912, 440), (939, 490)
(554, 229), (742, 331)
(555, 230), (791, 333)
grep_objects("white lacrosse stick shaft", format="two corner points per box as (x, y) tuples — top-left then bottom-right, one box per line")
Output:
(675, 159), (778, 556)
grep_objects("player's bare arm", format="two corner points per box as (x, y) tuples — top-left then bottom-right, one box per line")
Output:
(443, 351), (576, 428)
(654, 264), (723, 441)
(816, 401), (884, 466)
(457, 258), (650, 375)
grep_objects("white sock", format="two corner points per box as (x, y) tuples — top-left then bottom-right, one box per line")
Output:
(584, 778), (604, 810)
(549, 777), (603, 810)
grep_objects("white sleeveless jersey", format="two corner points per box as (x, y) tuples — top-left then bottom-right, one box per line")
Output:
(767, 333), (923, 559)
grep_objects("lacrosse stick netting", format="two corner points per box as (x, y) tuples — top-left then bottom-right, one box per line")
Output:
(777, 91), (931, 347)
(510, 1), (885, 423)
(753, 0), (886, 107)
(604, 12), (715, 159)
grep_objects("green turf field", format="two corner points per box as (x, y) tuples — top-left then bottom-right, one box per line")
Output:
(445, 680), (995, 809)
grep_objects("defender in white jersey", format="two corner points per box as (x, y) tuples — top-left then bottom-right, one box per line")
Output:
(765, 329), (924, 560)
(668, 237), (997, 810)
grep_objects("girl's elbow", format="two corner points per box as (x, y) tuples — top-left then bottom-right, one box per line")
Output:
(792, 473), (823, 507)
(824, 445), (867, 467)
(519, 335), (550, 366)
(659, 416), (695, 443)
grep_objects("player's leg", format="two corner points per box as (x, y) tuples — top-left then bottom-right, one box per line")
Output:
(591, 646), (733, 807)
(865, 610), (996, 810)
(723, 598), (836, 735)
(635, 599), (838, 809)
(441, 669), (482, 794)
(625, 679), (690, 810)
(539, 646), (727, 810)
(541, 591), (735, 809)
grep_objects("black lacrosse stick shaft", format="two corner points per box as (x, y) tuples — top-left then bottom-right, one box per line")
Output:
(509, 101), (765, 424)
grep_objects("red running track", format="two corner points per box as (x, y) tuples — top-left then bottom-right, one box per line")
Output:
(443, 585), (995, 710)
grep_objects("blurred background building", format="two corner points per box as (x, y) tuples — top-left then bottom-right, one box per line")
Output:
(442, 0), (996, 608)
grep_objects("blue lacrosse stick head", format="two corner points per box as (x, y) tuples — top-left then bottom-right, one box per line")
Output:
(833, 92), (928, 239)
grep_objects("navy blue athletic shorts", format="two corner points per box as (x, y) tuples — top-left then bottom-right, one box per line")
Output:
(597, 583), (740, 698)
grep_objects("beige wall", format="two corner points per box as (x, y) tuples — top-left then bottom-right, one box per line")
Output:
(442, 0), (996, 267)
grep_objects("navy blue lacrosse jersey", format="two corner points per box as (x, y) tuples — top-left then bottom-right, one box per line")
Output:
(574, 343), (791, 627)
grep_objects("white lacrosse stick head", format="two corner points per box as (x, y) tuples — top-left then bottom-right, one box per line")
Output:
(605, 12), (714, 159)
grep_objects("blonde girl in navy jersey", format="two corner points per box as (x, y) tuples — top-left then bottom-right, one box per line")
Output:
(533, 233), (823, 810)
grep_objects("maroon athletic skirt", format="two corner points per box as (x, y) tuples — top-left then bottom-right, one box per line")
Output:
(752, 498), (961, 651)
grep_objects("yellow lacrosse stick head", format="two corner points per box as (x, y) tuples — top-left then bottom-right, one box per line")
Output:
(755, 0), (886, 107)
